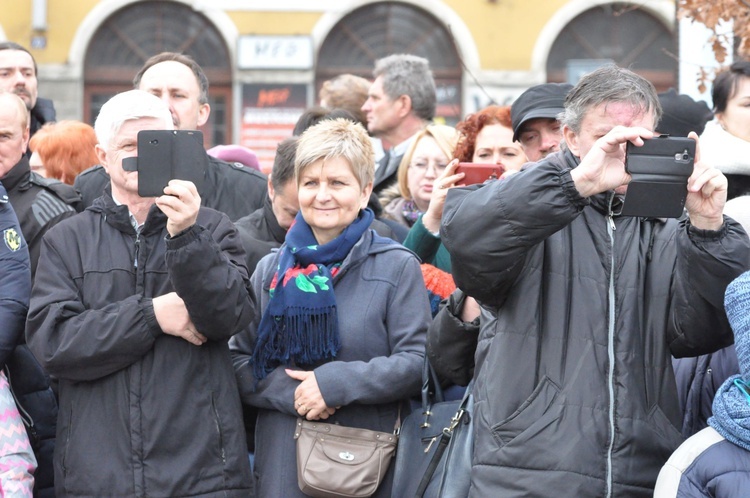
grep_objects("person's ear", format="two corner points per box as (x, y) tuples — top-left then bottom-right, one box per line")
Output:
(196, 102), (210, 128)
(563, 125), (580, 157)
(360, 181), (373, 209)
(715, 111), (725, 130)
(267, 175), (275, 199)
(95, 144), (109, 173)
(21, 126), (29, 152)
(396, 95), (412, 118)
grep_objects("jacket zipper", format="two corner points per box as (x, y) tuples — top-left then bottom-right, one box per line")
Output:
(605, 196), (616, 498)
(134, 231), (141, 269)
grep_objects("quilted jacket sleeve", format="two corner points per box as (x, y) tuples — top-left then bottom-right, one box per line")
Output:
(165, 212), (256, 340)
(441, 157), (587, 307)
(668, 218), (750, 357)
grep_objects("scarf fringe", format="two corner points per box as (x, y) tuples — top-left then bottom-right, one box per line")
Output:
(252, 306), (340, 380)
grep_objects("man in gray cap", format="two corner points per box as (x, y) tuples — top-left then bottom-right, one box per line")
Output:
(510, 82), (572, 162)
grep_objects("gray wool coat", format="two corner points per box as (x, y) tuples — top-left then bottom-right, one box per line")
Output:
(230, 229), (430, 498)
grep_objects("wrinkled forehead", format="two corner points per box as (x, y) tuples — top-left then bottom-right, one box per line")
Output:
(584, 101), (656, 130)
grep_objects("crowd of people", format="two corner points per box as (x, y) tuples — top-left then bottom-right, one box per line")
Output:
(1, 37), (749, 498)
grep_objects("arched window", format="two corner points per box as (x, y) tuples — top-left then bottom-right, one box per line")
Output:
(546, 3), (676, 90)
(83, 1), (232, 146)
(316, 2), (462, 123)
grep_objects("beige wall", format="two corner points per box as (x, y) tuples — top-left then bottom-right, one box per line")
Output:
(0, 0), (675, 131)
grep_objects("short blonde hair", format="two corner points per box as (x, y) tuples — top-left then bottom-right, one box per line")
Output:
(397, 124), (459, 199)
(295, 118), (374, 188)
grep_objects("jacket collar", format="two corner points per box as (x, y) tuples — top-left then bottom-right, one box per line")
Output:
(262, 196), (287, 244)
(88, 193), (167, 236)
(1, 156), (30, 192)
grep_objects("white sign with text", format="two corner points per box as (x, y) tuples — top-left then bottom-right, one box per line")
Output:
(238, 36), (313, 69)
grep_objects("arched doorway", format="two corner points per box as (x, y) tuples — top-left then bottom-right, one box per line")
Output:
(316, 2), (463, 123)
(83, 0), (232, 146)
(546, 3), (676, 91)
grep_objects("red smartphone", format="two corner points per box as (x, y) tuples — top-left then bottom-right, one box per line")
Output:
(454, 163), (505, 186)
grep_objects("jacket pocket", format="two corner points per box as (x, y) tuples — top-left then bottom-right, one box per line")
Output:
(211, 393), (227, 465)
(60, 405), (72, 477)
(491, 376), (560, 447)
(647, 404), (683, 447)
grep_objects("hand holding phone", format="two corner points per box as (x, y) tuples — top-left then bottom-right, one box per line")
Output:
(154, 180), (201, 236)
(454, 163), (505, 186)
(621, 135), (695, 218)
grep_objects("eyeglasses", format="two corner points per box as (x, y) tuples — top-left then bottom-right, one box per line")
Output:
(409, 160), (448, 173)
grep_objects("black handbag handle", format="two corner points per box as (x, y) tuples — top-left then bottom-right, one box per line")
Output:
(420, 356), (445, 429)
(414, 384), (473, 498)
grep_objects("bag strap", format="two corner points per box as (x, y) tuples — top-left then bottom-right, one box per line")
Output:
(420, 356), (445, 430)
(421, 355), (445, 407)
(414, 382), (473, 498)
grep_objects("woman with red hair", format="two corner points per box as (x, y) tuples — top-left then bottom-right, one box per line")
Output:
(404, 105), (527, 272)
(453, 104), (526, 168)
(29, 120), (99, 185)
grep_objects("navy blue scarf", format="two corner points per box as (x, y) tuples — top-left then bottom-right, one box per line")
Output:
(251, 208), (374, 380)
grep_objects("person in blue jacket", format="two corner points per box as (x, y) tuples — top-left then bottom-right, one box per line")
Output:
(654, 270), (750, 497)
(0, 180), (30, 368)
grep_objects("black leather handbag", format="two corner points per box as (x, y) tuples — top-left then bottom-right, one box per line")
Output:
(391, 358), (473, 498)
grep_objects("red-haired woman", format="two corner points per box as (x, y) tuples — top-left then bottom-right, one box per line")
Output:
(29, 120), (99, 185)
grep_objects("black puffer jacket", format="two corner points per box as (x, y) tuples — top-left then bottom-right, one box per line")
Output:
(3, 157), (80, 278)
(29, 98), (56, 142)
(441, 149), (750, 497)
(26, 195), (255, 497)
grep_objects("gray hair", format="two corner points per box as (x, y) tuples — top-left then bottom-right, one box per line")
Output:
(562, 64), (662, 133)
(374, 54), (436, 121)
(94, 90), (173, 149)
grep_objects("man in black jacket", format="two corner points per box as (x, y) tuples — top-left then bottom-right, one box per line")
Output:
(0, 91), (79, 279)
(236, 136), (299, 275)
(74, 52), (267, 221)
(510, 82), (572, 162)
(27, 89), (255, 497)
(441, 64), (750, 497)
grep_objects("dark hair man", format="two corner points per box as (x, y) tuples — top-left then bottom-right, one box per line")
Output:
(510, 82), (572, 162)
(0, 42), (56, 143)
(235, 136), (299, 275)
(441, 64), (750, 496)
(0, 91), (79, 277)
(74, 52), (267, 221)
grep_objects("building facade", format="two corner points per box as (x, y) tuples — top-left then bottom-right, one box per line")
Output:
(1, 0), (677, 171)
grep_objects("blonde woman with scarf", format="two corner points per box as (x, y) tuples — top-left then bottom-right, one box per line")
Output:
(230, 118), (430, 498)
